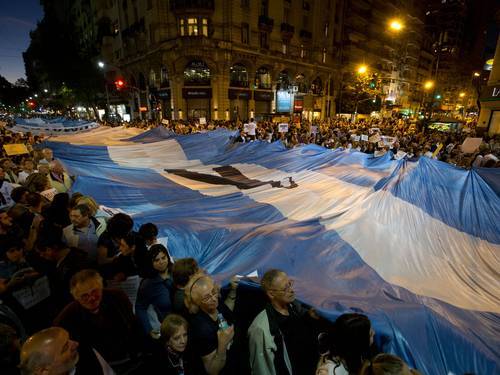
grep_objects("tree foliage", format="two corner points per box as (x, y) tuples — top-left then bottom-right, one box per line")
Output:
(338, 72), (383, 114)
(23, 2), (104, 113)
(0, 75), (30, 108)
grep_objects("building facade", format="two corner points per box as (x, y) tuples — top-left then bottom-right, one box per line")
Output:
(90, 0), (345, 121)
(478, 35), (500, 135)
(339, 0), (434, 115)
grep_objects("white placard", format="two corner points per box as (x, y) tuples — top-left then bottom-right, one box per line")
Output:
(311, 126), (318, 134)
(461, 137), (483, 154)
(381, 136), (397, 146)
(361, 135), (369, 141)
(353, 135), (361, 142)
(12, 276), (51, 309)
(199, 117), (206, 125)
(161, 119), (169, 125)
(106, 275), (141, 307)
(278, 123), (289, 133)
(395, 150), (408, 160)
(369, 127), (380, 134)
(248, 122), (256, 136)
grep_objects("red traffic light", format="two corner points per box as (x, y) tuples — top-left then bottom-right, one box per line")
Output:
(114, 79), (125, 90)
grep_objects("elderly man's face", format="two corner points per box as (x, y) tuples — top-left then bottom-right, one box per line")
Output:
(43, 149), (53, 160)
(71, 279), (103, 313)
(44, 329), (80, 374)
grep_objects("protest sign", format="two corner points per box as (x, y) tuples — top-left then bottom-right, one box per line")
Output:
(369, 127), (380, 134)
(395, 150), (407, 160)
(199, 117), (206, 125)
(361, 135), (369, 141)
(3, 144), (29, 156)
(381, 136), (397, 146)
(161, 119), (169, 125)
(353, 135), (361, 142)
(311, 126), (318, 134)
(461, 137), (482, 154)
(12, 275), (51, 310)
(369, 133), (381, 143)
(278, 123), (289, 133)
(106, 275), (141, 307)
(40, 188), (58, 202)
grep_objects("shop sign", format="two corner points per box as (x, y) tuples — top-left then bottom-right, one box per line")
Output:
(480, 85), (500, 101)
(254, 90), (273, 101)
(294, 99), (304, 111)
(183, 88), (212, 99)
(229, 89), (252, 100)
(277, 90), (292, 112)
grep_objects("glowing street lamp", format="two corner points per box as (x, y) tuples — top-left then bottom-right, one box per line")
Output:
(473, 72), (480, 77)
(98, 61), (105, 68)
(389, 19), (404, 32)
(357, 64), (368, 74)
(43, 89), (48, 93)
(459, 92), (466, 98)
(423, 80), (434, 90)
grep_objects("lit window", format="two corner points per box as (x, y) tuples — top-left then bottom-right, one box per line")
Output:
(188, 18), (198, 36)
(202, 18), (208, 36)
(282, 42), (287, 54)
(300, 44), (305, 58)
(179, 19), (185, 36)
(322, 48), (326, 63)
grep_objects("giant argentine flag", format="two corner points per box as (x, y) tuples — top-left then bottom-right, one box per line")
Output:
(46, 127), (499, 375)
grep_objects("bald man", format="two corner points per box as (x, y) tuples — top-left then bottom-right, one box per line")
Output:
(48, 160), (72, 193)
(19, 327), (113, 375)
(187, 275), (238, 375)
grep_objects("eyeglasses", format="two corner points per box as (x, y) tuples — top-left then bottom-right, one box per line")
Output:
(76, 288), (101, 303)
(200, 287), (220, 304)
(268, 279), (294, 293)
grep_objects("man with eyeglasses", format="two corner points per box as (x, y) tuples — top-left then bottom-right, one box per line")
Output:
(248, 269), (318, 375)
(187, 275), (238, 375)
(54, 269), (145, 374)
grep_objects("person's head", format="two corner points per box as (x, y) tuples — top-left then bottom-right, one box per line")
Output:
(26, 192), (43, 211)
(172, 257), (200, 288)
(107, 213), (133, 241)
(36, 222), (65, 261)
(49, 160), (64, 175)
(0, 323), (21, 368)
(328, 313), (374, 373)
(148, 244), (173, 275)
(42, 148), (53, 161)
(0, 158), (13, 171)
(20, 327), (79, 375)
(261, 269), (295, 306)
(359, 353), (421, 375)
(68, 192), (84, 210)
(36, 164), (49, 176)
(23, 159), (35, 172)
(25, 173), (50, 193)
(70, 269), (104, 313)
(0, 207), (13, 228)
(2, 237), (25, 264)
(138, 222), (158, 246)
(160, 314), (189, 353)
(69, 204), (91, 229)
(74, 195), (97, 215)
(11, 186), (30, 204)
(187, 275), (219, 314)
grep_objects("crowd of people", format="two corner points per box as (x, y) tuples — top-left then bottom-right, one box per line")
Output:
(105, 116), (499, 169)
(0, 121), (428, 374)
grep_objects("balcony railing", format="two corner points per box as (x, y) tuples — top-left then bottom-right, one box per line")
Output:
(258, 15), (274, 31)
(280, 23), (295, 38)
(300, 29), (312, 39)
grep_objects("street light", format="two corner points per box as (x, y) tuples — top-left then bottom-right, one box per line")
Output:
(98, 61), (105, 68)
(97, 61), (111, 118)
(473, 72), (480, 77)
(423, 80), (434, 90)
(389, 19), (404, 32)
(43, 89), (48, 93)
(357, 64), (368, 74)
(459, 92), (466, 98)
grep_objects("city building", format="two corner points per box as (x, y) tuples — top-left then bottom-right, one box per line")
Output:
(91, 0), (345, 121)
(339, 0), (434, 115)
(478, 35), (500, 135)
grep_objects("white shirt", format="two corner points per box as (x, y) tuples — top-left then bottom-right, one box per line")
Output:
(0, 181), (14, 210)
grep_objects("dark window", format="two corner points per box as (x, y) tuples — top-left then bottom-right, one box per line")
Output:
(255, 67), (271, 89)
(230, 64), (249, 87)
(241, 23), (249, 44)
(260, 0), (269, 16)
(241, 0), (250, 7)
(259, 32), (268, 48)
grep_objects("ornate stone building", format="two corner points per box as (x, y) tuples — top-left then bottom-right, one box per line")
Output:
(92, 0), (343, 121)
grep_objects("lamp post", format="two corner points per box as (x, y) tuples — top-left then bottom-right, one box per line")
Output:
(354, 97), (376, 122)
(97, 61), (111, 119)
(419, 80), (434, 117)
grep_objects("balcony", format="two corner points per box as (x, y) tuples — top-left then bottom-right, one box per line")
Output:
(258, 15), (274, 32)
(121, 18), (145, 39)
(300, 29), (312, 40)
(170, 0), (214, 14)
(280, 23), (294, 39)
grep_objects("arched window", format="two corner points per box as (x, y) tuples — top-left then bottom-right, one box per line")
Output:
(160, 66), (169, 87)
(311, 76), (322, 95)
(138, 73), (146, 90)
(149, 69), (156, 88)
(277, 70), (290, 91)
(184, 60), (211, 86)
(255, 66), (271, 89)
(230, 64), (248, 87)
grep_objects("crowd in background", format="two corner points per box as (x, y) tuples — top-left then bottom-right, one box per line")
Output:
(0, 121), (428, 374)
(111, 116), (499, 169)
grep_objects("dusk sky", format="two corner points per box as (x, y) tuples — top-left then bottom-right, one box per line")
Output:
(0, 0), (43, 83)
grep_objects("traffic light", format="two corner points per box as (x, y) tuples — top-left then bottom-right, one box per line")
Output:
(114, 79), (125, 90)
(369, 74), (377, 89)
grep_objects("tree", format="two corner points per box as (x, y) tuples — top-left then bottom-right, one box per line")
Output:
(23, 2), (104, 115)
(338, 72), (383, 114)
(0, 74), (30, 108)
